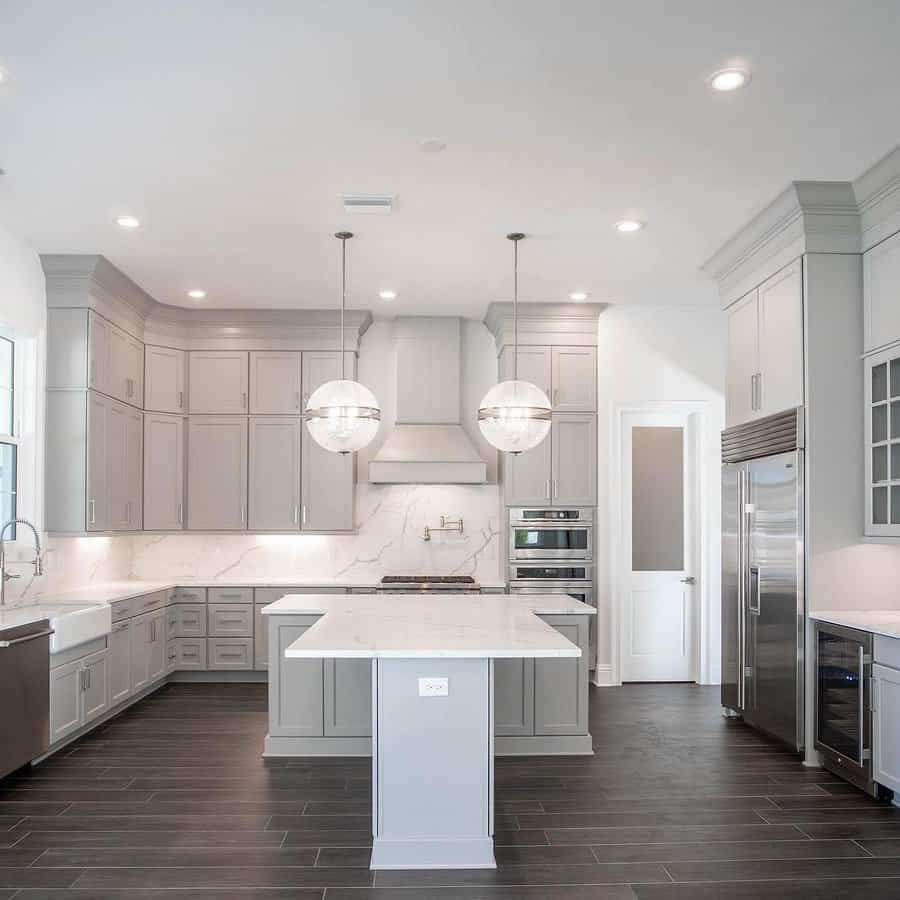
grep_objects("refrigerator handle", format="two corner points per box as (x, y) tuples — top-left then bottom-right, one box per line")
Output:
(749, 566), (761, 615)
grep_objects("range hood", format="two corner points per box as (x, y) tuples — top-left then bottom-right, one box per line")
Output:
(369, 317), (487, 484)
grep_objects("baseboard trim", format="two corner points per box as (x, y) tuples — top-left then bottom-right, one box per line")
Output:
(169, 670), (267, 683)
(263, 734), (373, 757)
(591, 664), (615, 687)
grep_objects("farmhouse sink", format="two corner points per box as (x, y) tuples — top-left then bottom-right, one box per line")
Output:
(38, 603), (112, 654)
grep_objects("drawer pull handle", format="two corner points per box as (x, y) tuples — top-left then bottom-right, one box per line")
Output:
(218, 593), (242, 599)
(219, 652), (244, 659)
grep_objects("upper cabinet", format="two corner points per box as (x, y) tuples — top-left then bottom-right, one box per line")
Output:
(249, 417), (302, 530)
(187, 416), (248, 530)
(250, 351), (302, 414)
(145, 346), (186, 414)
(144, 413), (185, 531)
(864, 230), (900, 354)
(500, 346), (597, 412)
(301, 351), (356, 408)
(725, 259), (804, 427)
(189, 351), (249, 414)
(865, 347), (900, 537)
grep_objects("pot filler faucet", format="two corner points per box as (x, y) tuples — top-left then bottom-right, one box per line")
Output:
(0, 518), (43, 607)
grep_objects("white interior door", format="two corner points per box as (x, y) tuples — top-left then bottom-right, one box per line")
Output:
(621, 411), (698, 682)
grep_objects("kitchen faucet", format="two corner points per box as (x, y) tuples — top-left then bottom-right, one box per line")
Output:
(0, 518), (43, 607)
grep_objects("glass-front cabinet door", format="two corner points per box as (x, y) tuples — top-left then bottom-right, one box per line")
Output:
(865, 347), (900, 536)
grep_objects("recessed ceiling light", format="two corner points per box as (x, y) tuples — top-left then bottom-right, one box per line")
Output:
(420, 138), (447, 153)
(115, 215), (140, 229)
(709, 68), (750, 92)
(615, 219), (644, 234)
(569, 291), (589, 301)
(378, 290), (397, 301)
(187, 289), (207, 300)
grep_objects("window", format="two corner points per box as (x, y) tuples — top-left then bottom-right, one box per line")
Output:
(0, 336), (15, 540)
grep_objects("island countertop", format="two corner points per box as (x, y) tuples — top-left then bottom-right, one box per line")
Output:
(810, 609), (900, 641)
(264, 591), (595, 659)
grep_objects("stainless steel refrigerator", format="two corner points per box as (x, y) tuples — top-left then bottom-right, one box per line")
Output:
(721, 408), (805, 751)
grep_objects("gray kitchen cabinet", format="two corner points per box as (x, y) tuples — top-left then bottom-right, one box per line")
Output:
(131, 609), (166, 692)
(250, 351), (302, 414)
(249, 417), (302, 531)
(172, 604), (207, 637)
(81, 649), (110, 725)
(173, 638), (207, 670)
(254, 603), (268, 670)
(873, 661), (900, 794)
(208, 603), (253, 637)
(188, 350), (249, 414)
(166, 641), (178, 674)
(103, 399), (142, 531)
(109, 323), (144, 408)
(552, 414), (597, 506)
(493, 658), (535, 736)
(49, 658), (83, 743)
(534, 615), (589, 736)
(864, 228), (900, 354)
(267, 615), (324, 737)
(88, 310), (111, 395)
(124, 405), (143, 529)
(503, 426), (553, 505)
(725, 259), (803, 427)
(209, 587), (253, 604)
(503, 413), (595, 506)
(302, 425), (354, 531)
(145, 345), (186, 413)
(500, 347), (552, 398)
(208, 637), (254, 670)
(552, 347), (597, 412)
(301, 350), (356, 408)
(143, 412), (185, 530)
(173, 587), (207, 605)
(324, 659), (372, 737)
(187, 416), (248, 530)
(49, 647), (110, 744)
(108, 620), (133, 706)
(86, 391), (109, 530)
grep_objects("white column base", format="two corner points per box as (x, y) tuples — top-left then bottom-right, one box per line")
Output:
(371, 837), (496, 870)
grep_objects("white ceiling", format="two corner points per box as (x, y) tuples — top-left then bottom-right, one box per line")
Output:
(1, 1), (899, 318)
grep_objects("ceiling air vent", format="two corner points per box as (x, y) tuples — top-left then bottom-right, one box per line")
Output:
(340, 193), (395, 215)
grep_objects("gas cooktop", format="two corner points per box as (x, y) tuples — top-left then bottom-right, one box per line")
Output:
(378, 575), (480, 592)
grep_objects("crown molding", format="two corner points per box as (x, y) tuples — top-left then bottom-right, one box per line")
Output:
(854, 145), (900, 251)
(701, 182), (860, 307)
(40, 254), (373, 350)
(483, 301), (605, 352)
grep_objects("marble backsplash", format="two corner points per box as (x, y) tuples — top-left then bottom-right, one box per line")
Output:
(7, 484), (502, 604)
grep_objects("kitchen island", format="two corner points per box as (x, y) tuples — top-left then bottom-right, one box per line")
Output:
(262, 592), (595, 869)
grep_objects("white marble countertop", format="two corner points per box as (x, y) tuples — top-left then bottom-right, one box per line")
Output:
(267, 592), (595, 659)
(18, 576), (507, 609)
(0, 604), (53, 633)
(810, 609), (900, 641)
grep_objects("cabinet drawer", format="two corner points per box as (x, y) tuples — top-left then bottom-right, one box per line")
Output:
(110, 598), (132, 622)
(208, 603), (253, 636)
(875, 635), (900, 669)
(172, 604), (207, 638)
(173, 587), (207, 604)
(174, 638), (208, 670)
(209, 587), (254, 604)
(131, 591), (166, 616)
(207, 637), (253, 670)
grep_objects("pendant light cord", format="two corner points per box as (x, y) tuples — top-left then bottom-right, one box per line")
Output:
(336, 231), (352, 381)
(508, 232), (524, 382)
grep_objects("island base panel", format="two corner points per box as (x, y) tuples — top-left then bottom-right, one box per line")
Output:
(371, 657), (496, 870)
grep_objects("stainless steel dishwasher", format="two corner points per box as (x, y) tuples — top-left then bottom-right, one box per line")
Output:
(0, 619), (53, 778)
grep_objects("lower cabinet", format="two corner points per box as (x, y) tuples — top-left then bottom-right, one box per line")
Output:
(49, 648), (109, 744)
(172, 638), (207, 670)
(268, 615), (325, 737)
(254, 603), (268, 670)
(130, 609), (166, 692)
(324, 659), (371, 737)
(494, 658), (535, 736)
(208, 637), (254, 670)
(108, 620), (133, 706)
(873, 662), (900, 794)
(494, 614), (590, 738)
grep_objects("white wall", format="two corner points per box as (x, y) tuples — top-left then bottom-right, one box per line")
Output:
(596, 304), (727, 685)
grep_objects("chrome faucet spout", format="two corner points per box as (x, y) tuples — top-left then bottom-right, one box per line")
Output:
(0, 518), (44, 606)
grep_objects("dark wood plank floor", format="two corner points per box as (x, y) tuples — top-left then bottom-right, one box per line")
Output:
(1, 682), (899, 898)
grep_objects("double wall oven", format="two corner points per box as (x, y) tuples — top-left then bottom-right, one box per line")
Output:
(508, 509), (596, 659)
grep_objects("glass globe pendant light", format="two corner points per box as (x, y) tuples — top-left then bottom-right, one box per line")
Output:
(478, 233), (552, 454)
(305, 232), (381, 454)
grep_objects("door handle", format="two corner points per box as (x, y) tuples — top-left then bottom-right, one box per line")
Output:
(680, 576), (695, 584)
(748, 566), (761, 615)
(89, 499), (96, 526)
(178, 390), (184, 409)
